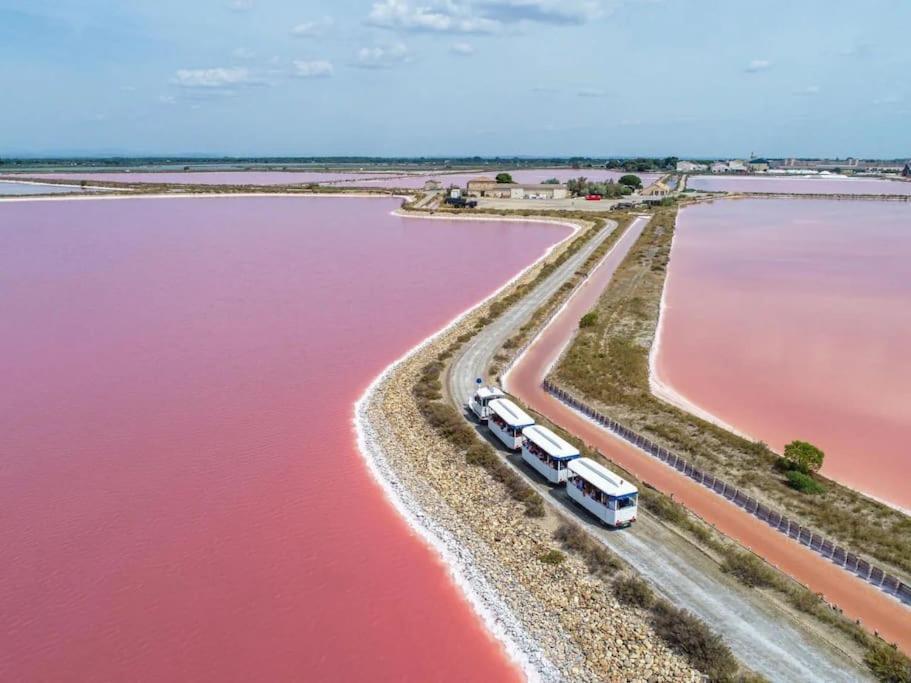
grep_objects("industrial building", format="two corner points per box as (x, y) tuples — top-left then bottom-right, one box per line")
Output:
(466, 177), (568, 199)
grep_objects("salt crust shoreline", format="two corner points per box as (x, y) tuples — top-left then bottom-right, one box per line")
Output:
(7, 193), (693, 678)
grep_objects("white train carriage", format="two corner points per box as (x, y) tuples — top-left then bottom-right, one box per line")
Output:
(566, 458), (638, 527)
(487, 398), (534, 450)
(521, 424), (580, 484)
(468, 385), (505, 422)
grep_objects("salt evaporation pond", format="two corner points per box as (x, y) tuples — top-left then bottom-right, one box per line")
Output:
(0, 195), (572, 681)
(0, 180), (95, 195)
(330, 169), (663, 189)
(688, 174), (911, 196)
(655, 198), (911, 510)
(19, 170), (413, 185)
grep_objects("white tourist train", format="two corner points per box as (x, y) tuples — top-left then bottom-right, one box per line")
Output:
(487, 398), (535, 450)
(566, 458), (638, 527)
(469, 385), (638, 527)
(468, 385), (505, 422)
(521, 424), (580, 484)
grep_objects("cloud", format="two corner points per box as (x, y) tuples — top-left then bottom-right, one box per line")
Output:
(872, 94), (901, 106)
(744, 59), (772, 73)
(291, 17), (334, 37)
(170, 67), (268, 98)
(577, 87), (607, 97)
(365, 0), (600, 33)
(229, 0), (254, 11)
(478, 0), (602, 26)
(367, 0), (498, 33)
(173, 67), (257, 88)
(450, 41), (474, 55)
(292, 59), (334, 77)
(232, 47), (255, 60)
(354, 42), (412, 69)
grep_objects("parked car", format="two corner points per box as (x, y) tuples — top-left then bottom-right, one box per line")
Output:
(585, 194), (602, 201)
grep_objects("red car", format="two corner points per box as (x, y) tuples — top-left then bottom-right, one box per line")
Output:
(585, 194), (602, 201)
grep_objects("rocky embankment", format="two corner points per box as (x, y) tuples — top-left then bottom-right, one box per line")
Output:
(358, 263), (699, 681)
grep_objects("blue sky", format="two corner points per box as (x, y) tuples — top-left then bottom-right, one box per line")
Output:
(1, 0), (908, 157)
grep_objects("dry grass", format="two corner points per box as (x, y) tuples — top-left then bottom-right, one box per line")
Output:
(553, 206), (911, 578)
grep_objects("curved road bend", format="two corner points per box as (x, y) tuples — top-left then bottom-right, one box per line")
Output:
(451, 216), (867, 682)
(502, 218), (911, 655)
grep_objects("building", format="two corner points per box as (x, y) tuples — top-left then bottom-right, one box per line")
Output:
(466, 177), (568, 200)
(710, 162), (729, 173)
(676, 161), (708, 172)
(903, 163), (911, 178)
(726, 160), (749, 173)
(423, 179), (442, 190)
(748, 158), (770, 172)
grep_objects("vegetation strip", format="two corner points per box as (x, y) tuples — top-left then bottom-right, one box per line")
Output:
(541, 380), (911, 605)
(551, 206), (911, 579)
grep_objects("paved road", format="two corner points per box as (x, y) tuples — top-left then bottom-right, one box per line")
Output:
(447, 215), (865, 682)
(447, 218), (617, 404)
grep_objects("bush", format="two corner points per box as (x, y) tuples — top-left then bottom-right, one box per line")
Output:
(640, 489), (685, 525)
(613, 575), (655, 608)
(618, 174), (643, 189)
(651, 600), (738, 681)
(721, 551), (778, 589)
(864, 642), (911, 683)
(538, 549), (566, 565)
(783, 440), (825, 474)
(786, 470), (826, 495)
(554, 522), (621, 578)
(465, 444), (498, 468)
(495, 172), (513, 184)
(579, 312), (598, 328)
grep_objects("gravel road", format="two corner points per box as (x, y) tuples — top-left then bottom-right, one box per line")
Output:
(446, 215), (867, 682)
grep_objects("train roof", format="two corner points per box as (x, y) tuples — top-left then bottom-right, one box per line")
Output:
(567, 458), (638, 497)
(475, 386), (505, 401)
(488, 398), (534, 428)
(522, 425), (579, 459)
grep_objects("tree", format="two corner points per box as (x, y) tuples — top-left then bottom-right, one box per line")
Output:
(542, 177), (560, 184)
(618, 174), (642, 190)
(783, 440), (825, 474)
(566, 176), (589, 196)
(495, 172), (513, 184)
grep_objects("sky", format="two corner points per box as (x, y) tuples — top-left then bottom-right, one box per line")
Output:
(1, 0), (909, 158)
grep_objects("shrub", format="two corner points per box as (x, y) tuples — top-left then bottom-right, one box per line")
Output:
(640, 489), (685, 525)
(618, 174), (643, 189)
(613, 575), (655, 608)
(554, 522), (621, 578)
(786, 470), (826, 495)
(465, 444), (497, 468)
(864, 642), (911, 683)
(721, 551), (778, 589)
(538, 549), (566, 565)
(579, 312), (598, 328)
(651, 600), (738, 681)
(495, 172), (513, 184)
(783, 440), (825, 473)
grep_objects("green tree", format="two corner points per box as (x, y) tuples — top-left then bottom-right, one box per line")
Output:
(618, 174), (643, 189)
(783, 440), (825, 474)
(566, 176), (589, 196)
(542, 177), (560, 184)
(495, 172), (513, 183)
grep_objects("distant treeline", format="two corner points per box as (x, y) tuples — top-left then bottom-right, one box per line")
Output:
(0, 155), (681, 171)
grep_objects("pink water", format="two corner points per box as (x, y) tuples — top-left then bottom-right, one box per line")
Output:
(18, 171), (411, 185)
(17, 169), (662, 191)
(656, 199), (911, 509)
(331, 169), (662, 189)
(688, 174), (911, 196)
(0, 195), (571, 681)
